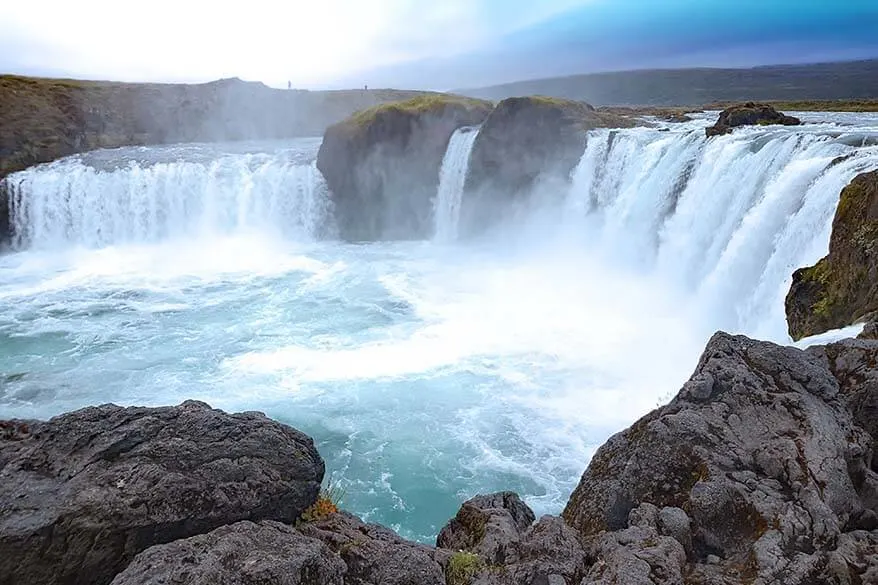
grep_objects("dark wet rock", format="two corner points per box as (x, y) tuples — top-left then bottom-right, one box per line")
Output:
(787, 170), (878, 340)
(0, 401), (323, 585)
(316, 95), (492, 241)
(298, 511), (448, 585)
(437, 491), (535, 564)
(706, 102), (801, 137)
(461, 96), (634, 237)
(110, 520), (345, 585)
(563, 332), (878, 584)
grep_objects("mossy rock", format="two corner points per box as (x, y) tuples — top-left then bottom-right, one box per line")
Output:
(316, 94), (493, 241)
(786, 170), (878, 339)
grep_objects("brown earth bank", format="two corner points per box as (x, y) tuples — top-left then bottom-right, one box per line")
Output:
(2, 331), (876, 585)
(786, 170), (878, 340)
(0, 74), (433, 181)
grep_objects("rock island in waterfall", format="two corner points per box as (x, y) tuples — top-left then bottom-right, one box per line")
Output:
(1, 3), (878, 584)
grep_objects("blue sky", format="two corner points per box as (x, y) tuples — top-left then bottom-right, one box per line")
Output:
(1, 0), (876, 89)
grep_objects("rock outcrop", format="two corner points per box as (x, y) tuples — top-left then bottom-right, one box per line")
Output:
(299, 511), (450, 585)
(110, 520), (346, 585)
(705, 102), (801, 137)
(316, 94), (493, 241)
(786, 170), (878, 340)
(460, 96), (633, 237)
(0, 401), (324, 585)
(564, 332), (878, 584)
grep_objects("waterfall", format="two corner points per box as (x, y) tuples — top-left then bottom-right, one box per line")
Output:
(434, 126), (480, 242)
(4, 150), (333, 249)
(567, 122), (878, 340)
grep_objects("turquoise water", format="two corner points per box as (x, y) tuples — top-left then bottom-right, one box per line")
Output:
(3, 118), (878, 541)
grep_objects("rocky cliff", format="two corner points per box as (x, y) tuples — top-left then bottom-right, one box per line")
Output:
(2, 330), (876, 585)
(0, 74), (430, 181)
(316, 94), (493, 240)
(786, 170), (878, 339)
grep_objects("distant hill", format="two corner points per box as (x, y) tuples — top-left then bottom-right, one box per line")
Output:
(0, 75), (433, 179)
(460, 60), (878, 107)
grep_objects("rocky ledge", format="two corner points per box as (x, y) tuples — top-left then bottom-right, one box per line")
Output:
(706, 102), (802, 137)
(2, 332), (877, 585)
(786, 170), (878, 339)
(316, 94), (493, 241)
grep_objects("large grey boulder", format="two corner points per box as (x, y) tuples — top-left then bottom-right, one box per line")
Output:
(437, 491), (535, 564)
(298, 511), (448, 585)
(110, 520), (345, 585)
(0, 401), (324, 585)
(437, 493), (587, 585)
(563, 332), (878, 584)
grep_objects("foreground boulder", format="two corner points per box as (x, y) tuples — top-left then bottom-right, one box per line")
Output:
(317, 94), (492, 241)
(706, 102), (801, 136)
(298, 511), (449, 585)
(786, 170), (878, 339)
(461, 97), (633, 237)
(111, 520), (345, 585)
(0, 401), (323, 585)
(564, 332), (878, 584)
(436, 493), (588, 585)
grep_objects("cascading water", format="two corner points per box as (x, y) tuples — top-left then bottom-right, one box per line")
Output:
(4, 140), (333, 249)
(2, 115), (878, 543)
(566, 117), (878, 340)
(433, 126), (479, 242)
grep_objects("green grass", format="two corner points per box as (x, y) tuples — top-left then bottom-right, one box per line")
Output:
(446, 552), (484, 585)
(347, 94), (492, 127)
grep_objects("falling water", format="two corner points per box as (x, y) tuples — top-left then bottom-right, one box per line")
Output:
(4, 142), (333, 249)
(566, 119), (878, 339)
(434, 126), (480, 241)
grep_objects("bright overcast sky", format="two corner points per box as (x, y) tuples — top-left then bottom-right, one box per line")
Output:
(2, 0), (877, 89)
(0, 0), (586, 87)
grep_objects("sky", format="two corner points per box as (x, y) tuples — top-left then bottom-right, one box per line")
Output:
(1, 0), (877, 90)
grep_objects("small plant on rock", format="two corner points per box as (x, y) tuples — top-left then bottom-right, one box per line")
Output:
(446, 551), (484, 585)
(299, 481), (345, 523)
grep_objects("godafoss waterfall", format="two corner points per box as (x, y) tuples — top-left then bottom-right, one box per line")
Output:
(2, 110), (878, 547)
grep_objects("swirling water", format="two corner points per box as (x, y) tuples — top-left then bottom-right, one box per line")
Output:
(2, 116), (878, 542)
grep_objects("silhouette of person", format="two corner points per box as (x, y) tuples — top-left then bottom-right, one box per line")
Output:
(288, 81), (291, 90)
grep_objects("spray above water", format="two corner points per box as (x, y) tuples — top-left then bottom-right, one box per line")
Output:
(434, 126), (480, 242)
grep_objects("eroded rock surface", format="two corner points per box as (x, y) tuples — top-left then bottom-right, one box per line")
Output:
(564, 332), (878, 585)
(110, 520), (345, 585)
(0, 401), (323, 585)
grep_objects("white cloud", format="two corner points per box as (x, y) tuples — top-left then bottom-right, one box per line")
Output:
(0, 0), (590, 87)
